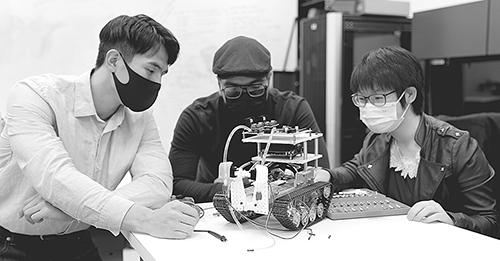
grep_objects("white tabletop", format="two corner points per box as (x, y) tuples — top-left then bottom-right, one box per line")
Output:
(123, 203), (500, 261)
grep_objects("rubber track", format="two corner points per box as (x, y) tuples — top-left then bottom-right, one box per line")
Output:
(272, 181), (332, 230)
(213, 192), (262, 223)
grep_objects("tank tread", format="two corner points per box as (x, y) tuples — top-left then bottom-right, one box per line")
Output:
(213, 192), (262, 223)
(272, 181), (332, 230)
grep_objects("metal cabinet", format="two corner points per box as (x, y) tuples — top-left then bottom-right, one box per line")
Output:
(412, 1), (488, 59)
(413, 0), (500, 59)
(489, 0), (500, 55)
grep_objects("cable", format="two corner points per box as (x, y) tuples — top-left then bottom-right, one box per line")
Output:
(260, 127), (276, 165)
(220, 197), (277, 251)
(229, 205), (244, 230)
(239, 161), (254, 170)
(221, 124), (252, 230)
(223, 184), (311, 240)
(194, 230), (227, 242)
(264, 185), (311, 239)
(223, 125), (252, 163)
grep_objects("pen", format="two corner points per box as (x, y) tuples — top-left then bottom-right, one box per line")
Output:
(194, 229), (227, 242)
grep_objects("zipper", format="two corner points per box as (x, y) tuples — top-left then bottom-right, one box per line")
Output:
(430, 163), (450, 197)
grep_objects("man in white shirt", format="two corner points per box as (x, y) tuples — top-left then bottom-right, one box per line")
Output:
(0, 14), (199, 260)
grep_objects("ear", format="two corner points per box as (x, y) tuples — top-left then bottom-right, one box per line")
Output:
(265, 71), (273, 88)
(105, 49), (121, 72)
(217, 77), (227, 103)
(405, 86), (417, 104)
(266, 71), (273, 80)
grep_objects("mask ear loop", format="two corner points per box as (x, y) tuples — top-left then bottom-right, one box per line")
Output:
(398, 88), (415, 117)
(395, 89), (407, 104)
(399, 101), (411, 119)
(393, 89), (412, 128)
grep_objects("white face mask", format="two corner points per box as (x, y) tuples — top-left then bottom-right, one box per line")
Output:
(359, 90), (410, 133)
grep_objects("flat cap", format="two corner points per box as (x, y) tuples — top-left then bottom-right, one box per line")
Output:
(212, 36), (272, 78)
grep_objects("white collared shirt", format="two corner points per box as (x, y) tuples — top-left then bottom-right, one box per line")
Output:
(0, 70), (172, 235)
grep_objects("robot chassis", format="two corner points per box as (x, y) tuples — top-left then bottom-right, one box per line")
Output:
(213, 119), (333, 230)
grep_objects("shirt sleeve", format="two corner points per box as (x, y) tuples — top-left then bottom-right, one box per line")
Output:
(113, 113), (172, 209)
(7, 82), (134, 235)
(169, 109), (223, 203)
(0, 112), (5, 132)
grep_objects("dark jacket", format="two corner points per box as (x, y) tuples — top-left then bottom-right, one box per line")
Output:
(170, 88), (329, 203)
(330, 113), (498, 237)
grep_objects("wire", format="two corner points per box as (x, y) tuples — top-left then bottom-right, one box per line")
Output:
(249, 161), (260, 171)
(220, 197), (277, 251)
(239, 161), (254, 170)
(229, 205), (244, 230)
(202, 205), (215, 211)
(194, 230), (227, 242)
(260, 127), (276, 165)
(223, 125), (252, 163)
(222, 125), (251, 230)
(223, 185), (311, 240)
(264, 185), (312, 239)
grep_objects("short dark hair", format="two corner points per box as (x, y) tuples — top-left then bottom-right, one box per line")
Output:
(350, 46), (424, 115)
(95, 14), (179, 68)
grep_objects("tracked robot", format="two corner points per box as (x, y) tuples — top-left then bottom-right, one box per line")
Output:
(213, 116), (333, 230)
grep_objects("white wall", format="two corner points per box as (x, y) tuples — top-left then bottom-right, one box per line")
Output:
(0, 0), (297, 152)
(0, 0), (483, 151)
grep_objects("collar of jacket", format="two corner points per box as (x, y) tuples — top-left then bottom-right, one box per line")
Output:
(358, 113), (448, 198)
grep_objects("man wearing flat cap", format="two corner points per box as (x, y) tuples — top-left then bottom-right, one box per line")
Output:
(169, 36), (330, 202)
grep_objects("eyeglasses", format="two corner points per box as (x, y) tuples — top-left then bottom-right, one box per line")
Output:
(221, 85), (268, 99)
(351, 90), (397, 107)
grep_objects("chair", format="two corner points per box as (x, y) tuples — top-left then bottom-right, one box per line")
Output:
(437, 112), (500, 237)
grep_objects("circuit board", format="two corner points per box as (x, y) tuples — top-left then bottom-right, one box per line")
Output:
(326, 188), (410, 220)
(213, 117), (331, 230)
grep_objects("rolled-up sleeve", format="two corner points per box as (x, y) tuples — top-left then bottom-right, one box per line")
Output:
(113, 112), (172, 209)
(7, 82), (134, 235)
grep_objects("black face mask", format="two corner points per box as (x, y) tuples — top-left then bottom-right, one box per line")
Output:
(225, 93), (266, 116)
(112, 55), (161, 112)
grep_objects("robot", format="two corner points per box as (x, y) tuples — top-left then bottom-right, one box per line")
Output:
(213, 116), (333, 230)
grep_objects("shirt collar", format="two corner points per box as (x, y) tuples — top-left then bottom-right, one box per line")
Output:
(73, 69), (125, 129)
(74, 69), (97, 118)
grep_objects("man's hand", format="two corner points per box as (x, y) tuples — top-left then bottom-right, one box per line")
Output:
(407, 200), (453, 225)
(19, 194), (73, 224)
(132, 200), (200, 239)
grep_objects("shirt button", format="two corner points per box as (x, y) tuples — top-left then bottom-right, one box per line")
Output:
(6, 236), (12, 242)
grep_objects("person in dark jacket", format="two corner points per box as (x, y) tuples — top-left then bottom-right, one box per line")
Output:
(315, 46), (498, 237)
(170, 36), (330, 203)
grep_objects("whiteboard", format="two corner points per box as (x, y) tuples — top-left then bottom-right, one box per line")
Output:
(0, 0), (298, 152)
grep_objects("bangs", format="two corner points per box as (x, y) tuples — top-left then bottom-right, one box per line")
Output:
(351, 65), (400, 94)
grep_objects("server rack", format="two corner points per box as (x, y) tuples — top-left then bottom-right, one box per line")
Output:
(300, 13), (411, 167)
